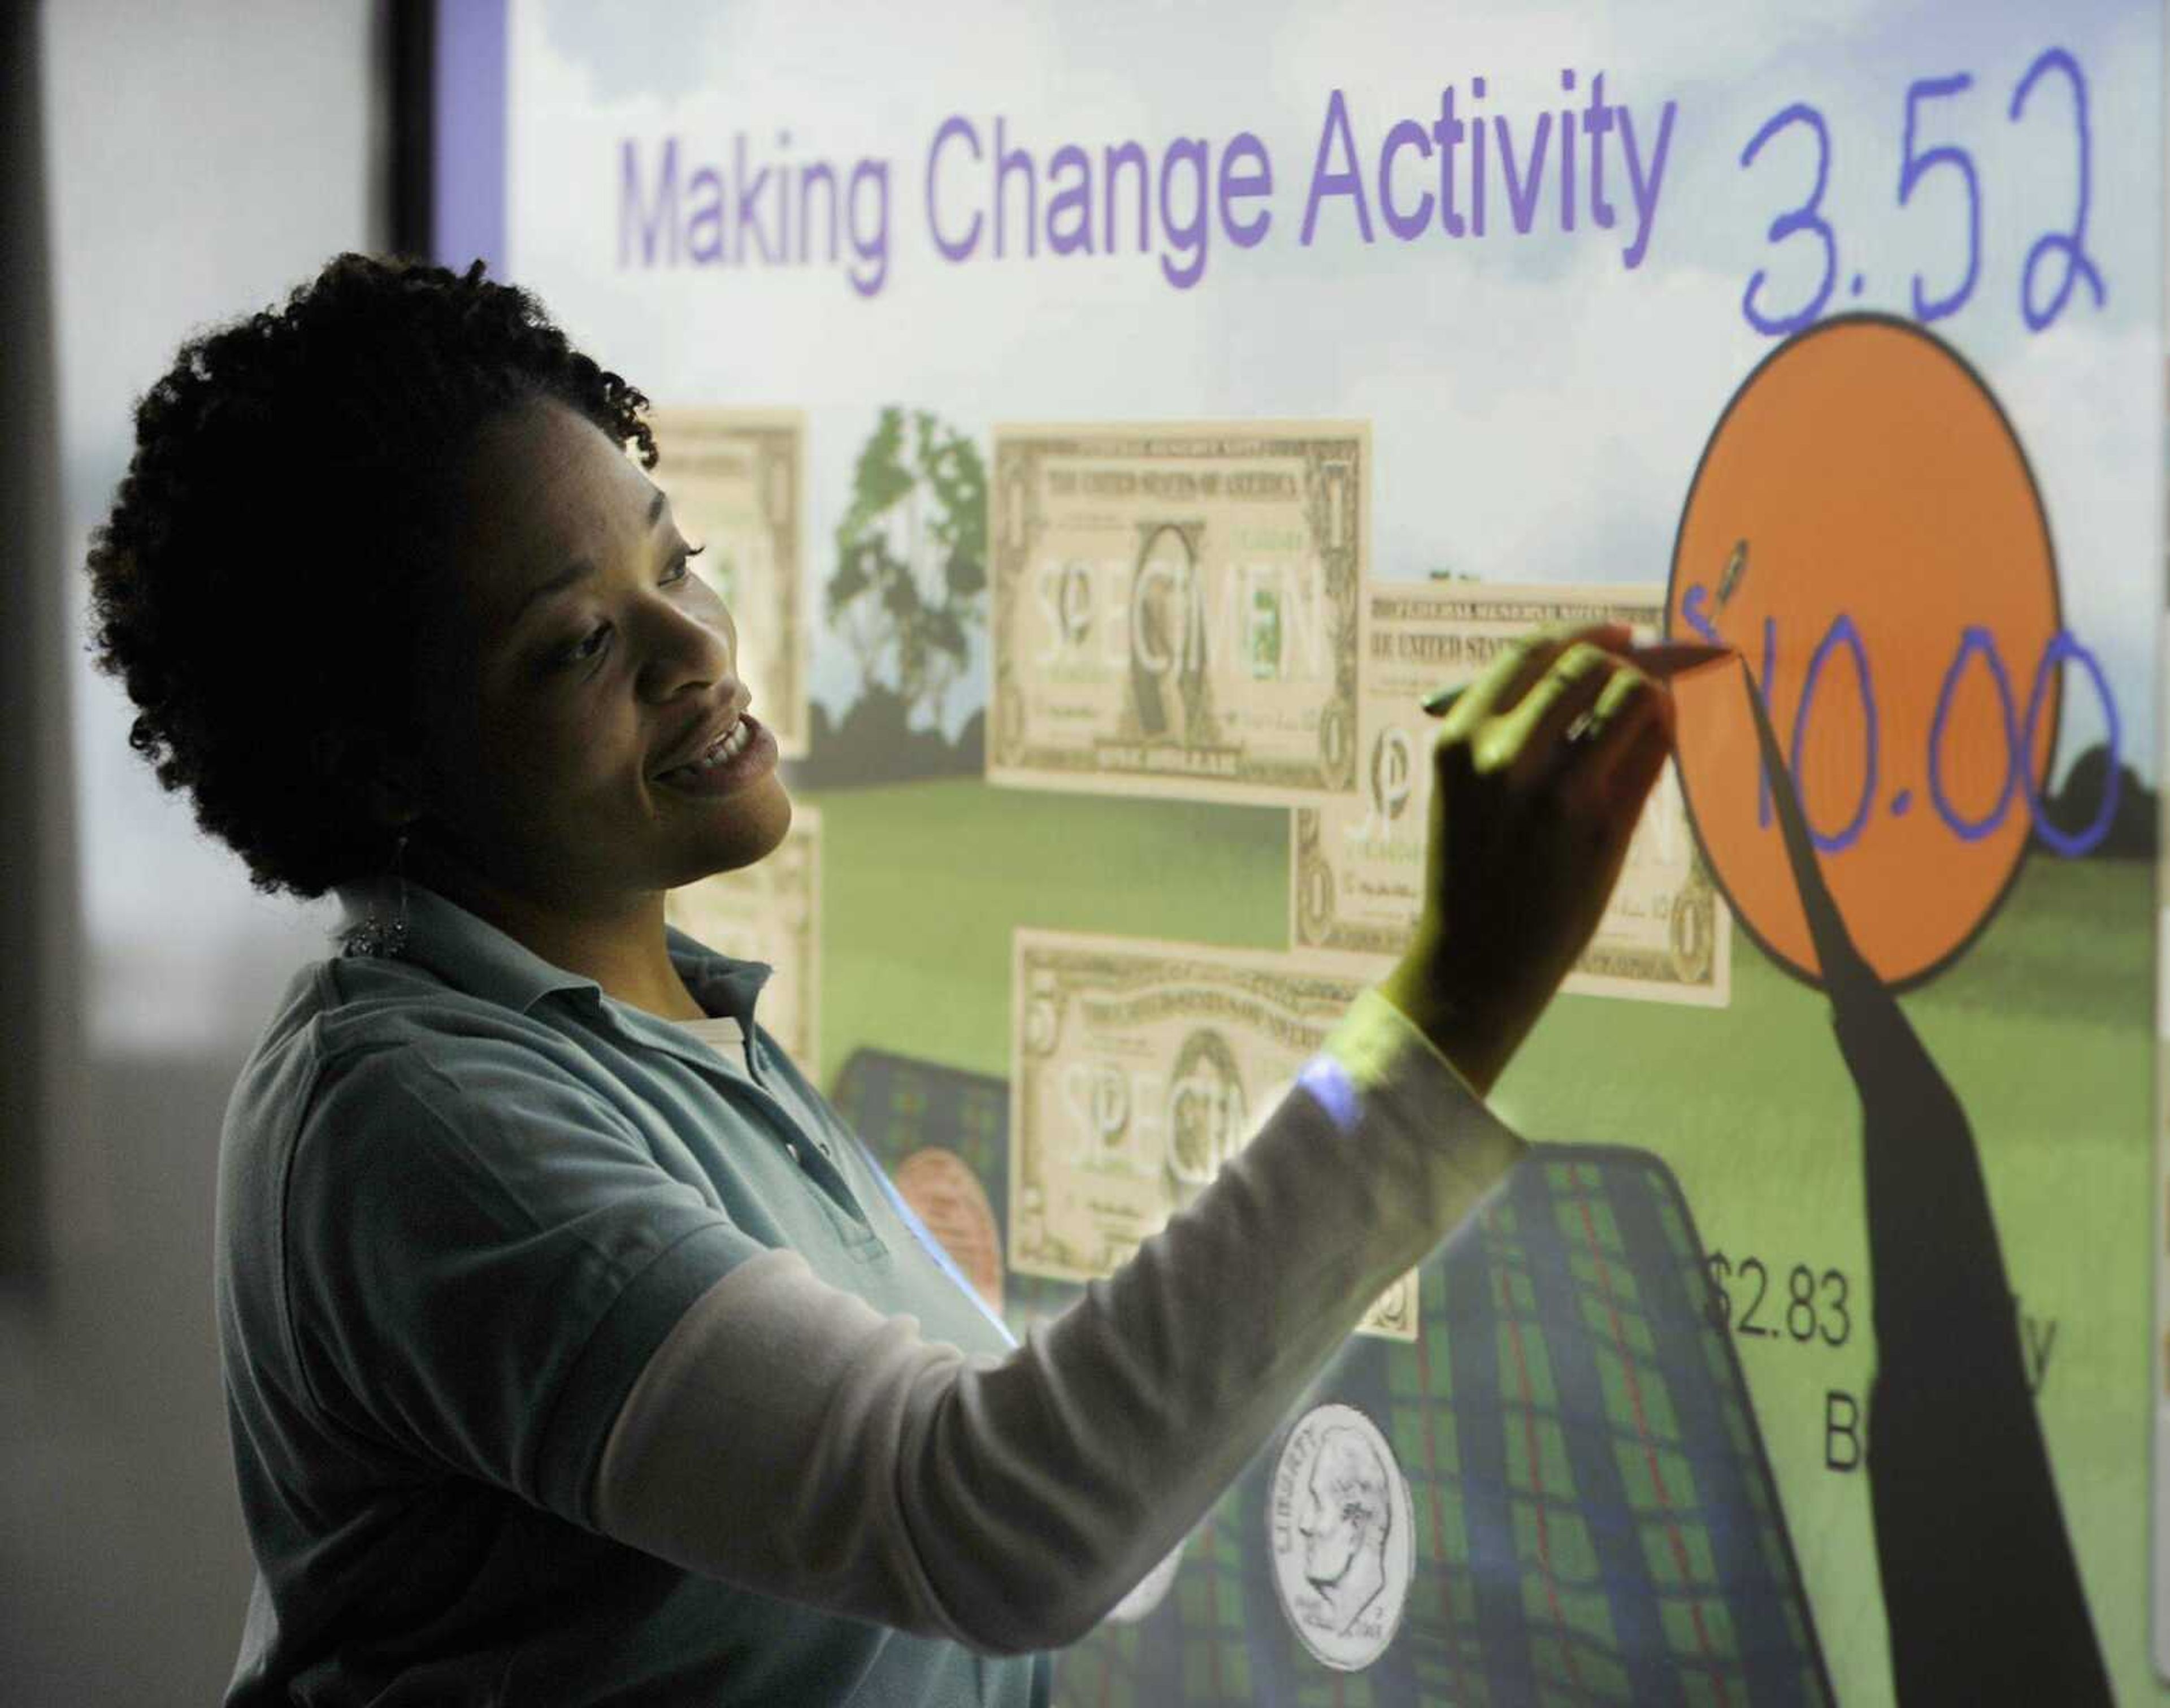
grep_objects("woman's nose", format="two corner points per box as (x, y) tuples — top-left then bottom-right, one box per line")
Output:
(645, 601), (734, 691)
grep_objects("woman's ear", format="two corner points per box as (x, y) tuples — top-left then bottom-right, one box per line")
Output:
(312, 721), (427, 836)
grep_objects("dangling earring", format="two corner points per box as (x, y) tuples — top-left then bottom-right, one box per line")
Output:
(346, 832), (411, 959)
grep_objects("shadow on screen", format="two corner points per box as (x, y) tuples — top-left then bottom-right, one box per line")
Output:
(1739, 657), (2109, 1704)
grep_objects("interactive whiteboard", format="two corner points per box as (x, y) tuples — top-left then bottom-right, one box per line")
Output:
(440, 2), (2165, 1698)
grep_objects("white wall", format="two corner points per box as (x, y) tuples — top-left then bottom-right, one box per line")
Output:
(2, 3), (388, 1700)
(49, 0), (388, 1058)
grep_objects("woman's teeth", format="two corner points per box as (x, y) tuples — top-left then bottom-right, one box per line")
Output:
(664, 720), (752, 779)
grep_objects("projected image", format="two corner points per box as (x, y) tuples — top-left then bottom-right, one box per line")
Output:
(810, 324), (2134, 1703)
(504, 3), (2160, 1698)
(839, 1047), (1830, 1704)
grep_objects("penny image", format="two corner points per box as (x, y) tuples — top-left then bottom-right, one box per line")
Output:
(892, 1146), (1006, 1316)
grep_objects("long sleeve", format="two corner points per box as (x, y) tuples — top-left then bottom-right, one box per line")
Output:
(591, 987), (1525, 1655)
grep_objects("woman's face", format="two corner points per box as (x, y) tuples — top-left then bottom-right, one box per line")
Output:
(396, 395), (791, 914)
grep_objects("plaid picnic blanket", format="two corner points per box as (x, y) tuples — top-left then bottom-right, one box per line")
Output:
(832, 1050), (1831, 1707)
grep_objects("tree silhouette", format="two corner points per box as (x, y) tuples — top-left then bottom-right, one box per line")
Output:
(827, 406), (988, 730)
(2042, 740), (2156, 857)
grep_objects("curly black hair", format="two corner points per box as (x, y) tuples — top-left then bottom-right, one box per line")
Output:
(82, 252), (659, 901)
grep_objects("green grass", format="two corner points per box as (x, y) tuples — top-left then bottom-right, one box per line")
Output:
(800, 777), (2159, 1705)
(805, 780), (1291, 1090)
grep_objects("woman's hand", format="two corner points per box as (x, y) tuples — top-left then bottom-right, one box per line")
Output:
(1377, 622), (1677, 1096)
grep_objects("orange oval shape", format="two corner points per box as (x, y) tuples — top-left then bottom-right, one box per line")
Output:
(1668, 316), (2060, 989)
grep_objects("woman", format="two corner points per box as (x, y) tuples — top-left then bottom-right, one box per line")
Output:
(84, 253), (1675, 1705)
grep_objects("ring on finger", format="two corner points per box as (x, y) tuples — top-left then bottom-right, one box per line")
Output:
(1565, 662), (1654, 750)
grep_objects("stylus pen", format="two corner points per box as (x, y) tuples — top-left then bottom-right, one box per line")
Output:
(1418, 640), (1737, 718)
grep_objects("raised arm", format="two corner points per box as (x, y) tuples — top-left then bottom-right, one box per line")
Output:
(591, 624), (1677, 1651)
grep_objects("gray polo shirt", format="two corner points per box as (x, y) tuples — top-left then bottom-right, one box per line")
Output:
(214, 874), (1045, 1706)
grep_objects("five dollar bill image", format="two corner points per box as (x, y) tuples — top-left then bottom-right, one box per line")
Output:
(1010, 929), (1416, 1341)
(1292, 582), (1731, 1006)
(988, 422), (1366, 805)
(662, 805), (822, 1065)
(645, 406), (810, 758)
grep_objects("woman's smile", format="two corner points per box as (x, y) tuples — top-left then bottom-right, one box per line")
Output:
(652, 710), (780, 799)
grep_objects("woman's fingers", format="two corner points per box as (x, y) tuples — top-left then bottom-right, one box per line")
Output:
(1473, 641), (1618, 784)
(1586, 657), (1673, 756)
(1578, 671), (1674, 811)
(1442, 621), (1633, 736)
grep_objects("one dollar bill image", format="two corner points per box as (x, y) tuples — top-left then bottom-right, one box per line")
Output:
(645, 406), (810, 757)
(988, 422), (1366, 805)
(1292, 582), (1731, 1005)
(1010, 930), (1415, 1341)
(663, 805), (822, 1065)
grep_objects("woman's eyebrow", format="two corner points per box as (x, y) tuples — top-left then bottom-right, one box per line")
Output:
(505, 487), (670, 635)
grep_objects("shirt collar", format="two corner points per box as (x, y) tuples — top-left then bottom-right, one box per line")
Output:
(329, 872), (772, 1029)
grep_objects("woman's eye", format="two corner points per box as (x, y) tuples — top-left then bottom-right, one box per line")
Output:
(664, 544), (716, 590)
(552, 544), (708, 673)
(559, 616), (611, 664)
